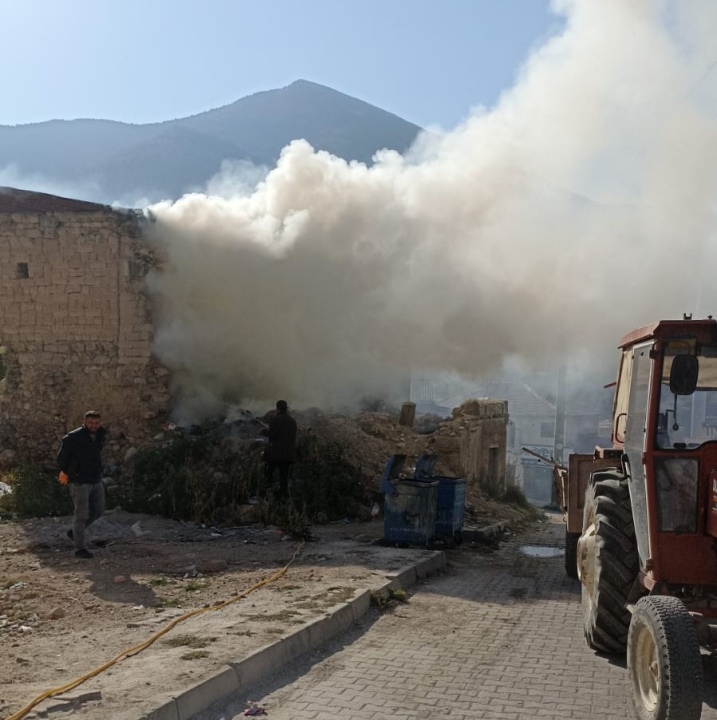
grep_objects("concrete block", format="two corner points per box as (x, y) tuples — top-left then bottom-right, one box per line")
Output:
(350, 589), (372, 621)
(279, 624), (313, 660)
(415, 551), (447, 580)
(385, 564), (417, 588)
(141, 698), (179, 720)
(462, 522), (508, 543)
(232, 642), (285, 690)
(304, 614), (335, 647)
(173, 666), (238, 720)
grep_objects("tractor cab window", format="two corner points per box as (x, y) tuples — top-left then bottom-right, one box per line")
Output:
(657, 345), (717, 450)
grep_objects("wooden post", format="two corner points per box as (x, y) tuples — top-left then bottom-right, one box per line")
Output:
(398, 402), (416, 428)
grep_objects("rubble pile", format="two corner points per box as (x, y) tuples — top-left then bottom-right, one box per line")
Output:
(128, 405), (468, 498)
(297, 408), (464, 484)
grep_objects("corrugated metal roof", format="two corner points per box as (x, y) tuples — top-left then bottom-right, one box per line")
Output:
(0, 187), (108, 214)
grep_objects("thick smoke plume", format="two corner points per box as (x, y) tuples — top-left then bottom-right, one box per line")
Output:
(148, 0), (717, 420)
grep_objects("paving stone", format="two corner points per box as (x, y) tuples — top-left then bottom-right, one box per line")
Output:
(196, 516), (717, 720)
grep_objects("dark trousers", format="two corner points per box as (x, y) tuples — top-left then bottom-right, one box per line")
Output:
(265, 461), (291, 494)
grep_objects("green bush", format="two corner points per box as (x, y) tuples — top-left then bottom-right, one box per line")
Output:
(290, 431), (367, 522)
(117, 429), (263, 524)
(116, 425), (368, 528)
(0, 466), (74, 518)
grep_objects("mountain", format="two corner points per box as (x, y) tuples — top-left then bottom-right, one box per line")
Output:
(0, 80), (422, 203)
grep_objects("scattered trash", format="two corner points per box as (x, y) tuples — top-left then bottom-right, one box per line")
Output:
(371, 502), (380, 518)
(3, 581), (26, 592)
(243, 701), (268, 716)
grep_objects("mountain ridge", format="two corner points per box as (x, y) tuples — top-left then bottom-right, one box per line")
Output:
(0, 80), (422, 202)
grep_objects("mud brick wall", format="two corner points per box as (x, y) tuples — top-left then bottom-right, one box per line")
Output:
(0, 208), (170, 462)
(458, 400), (509, 495)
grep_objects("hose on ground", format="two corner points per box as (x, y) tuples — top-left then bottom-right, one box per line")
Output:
(5, 540), (305, 720)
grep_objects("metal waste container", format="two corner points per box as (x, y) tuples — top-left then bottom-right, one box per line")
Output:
(414, 454), (466, 545)
(380, 454), (438, 547)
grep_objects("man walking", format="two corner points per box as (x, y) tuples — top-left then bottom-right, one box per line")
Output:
(261, 400), (297, 496)
(57, 410), (107, 559)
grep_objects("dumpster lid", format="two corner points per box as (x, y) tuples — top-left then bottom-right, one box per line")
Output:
(414, 454), (439, 478)
(380, 454), (407, 495)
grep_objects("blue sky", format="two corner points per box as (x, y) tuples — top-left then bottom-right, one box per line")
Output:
(0, 1), (562, 129)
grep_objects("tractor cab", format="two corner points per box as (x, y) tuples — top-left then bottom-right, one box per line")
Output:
(612, 318), (717, 589)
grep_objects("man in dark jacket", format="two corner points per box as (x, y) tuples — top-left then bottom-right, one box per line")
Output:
(261, 400), (297, 495)
(57, 410), (107, 559)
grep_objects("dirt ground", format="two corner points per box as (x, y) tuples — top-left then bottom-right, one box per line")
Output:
(0, 502), (540, 720)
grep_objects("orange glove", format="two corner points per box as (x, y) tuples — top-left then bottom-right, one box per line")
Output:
(58, 471), (69, 486)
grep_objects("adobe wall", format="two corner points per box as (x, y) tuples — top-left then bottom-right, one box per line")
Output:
(429, 399), (509, 495)
(457, 399), (509, 495)
(0, 209), (170, 463)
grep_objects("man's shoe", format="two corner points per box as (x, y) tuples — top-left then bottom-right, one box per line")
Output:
(74, 548), (93, 559)
(67, 529), (73, 541)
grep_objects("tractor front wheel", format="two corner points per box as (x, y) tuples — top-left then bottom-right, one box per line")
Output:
(627, 595), (703, 720)
(579, 471), (639, 654)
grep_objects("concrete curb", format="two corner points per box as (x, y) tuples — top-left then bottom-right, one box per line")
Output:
(141, 551), (446, 720)
(462, 521), (508, 543)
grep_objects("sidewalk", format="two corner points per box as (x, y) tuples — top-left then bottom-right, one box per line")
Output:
(194, 515), (717, 720)
(14, 523), (445, 720)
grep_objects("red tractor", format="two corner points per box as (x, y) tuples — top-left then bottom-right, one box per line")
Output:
(557, 317), (717, 720)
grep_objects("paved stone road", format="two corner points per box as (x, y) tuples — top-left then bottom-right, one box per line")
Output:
(198, 516), (717, 720)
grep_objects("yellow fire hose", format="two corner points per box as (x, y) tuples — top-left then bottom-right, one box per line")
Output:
(6, 540), (305, 720)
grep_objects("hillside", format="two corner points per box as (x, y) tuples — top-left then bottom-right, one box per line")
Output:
(0, 80), (422, 203)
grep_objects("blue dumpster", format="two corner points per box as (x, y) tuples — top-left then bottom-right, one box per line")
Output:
(414, 454), (466, 544)
(380, 454), (438, 546)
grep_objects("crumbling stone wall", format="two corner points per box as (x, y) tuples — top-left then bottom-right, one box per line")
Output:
(0, 204), (169, 463)
(457, 400), (509, 495)
(427, 399), (508, 494)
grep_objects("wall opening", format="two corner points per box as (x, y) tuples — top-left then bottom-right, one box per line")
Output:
(15, 263), (29, 279)
(127, 259), (146, 281)
(0, 346), (6, 394)
(488, 446), (499, 488)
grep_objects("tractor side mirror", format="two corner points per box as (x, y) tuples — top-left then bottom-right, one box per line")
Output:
(669, 355), (699, 395)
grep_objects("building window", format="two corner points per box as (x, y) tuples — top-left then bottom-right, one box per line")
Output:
(15, 263), (29, 279)
(127, 259), (146, 281)
(540, 421), (554, 438)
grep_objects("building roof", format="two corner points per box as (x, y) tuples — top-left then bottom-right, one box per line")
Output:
(0, 187), (109, 214)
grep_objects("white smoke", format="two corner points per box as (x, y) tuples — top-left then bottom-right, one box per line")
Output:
(147, 0), (717, 420)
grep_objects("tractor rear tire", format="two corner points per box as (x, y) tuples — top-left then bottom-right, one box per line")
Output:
(581, 470), (639, 654)
(565, 526), (579, 579)
(627, 595), (703, 720)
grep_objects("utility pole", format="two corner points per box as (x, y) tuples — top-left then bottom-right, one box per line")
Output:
(553, 364), (567, 467)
